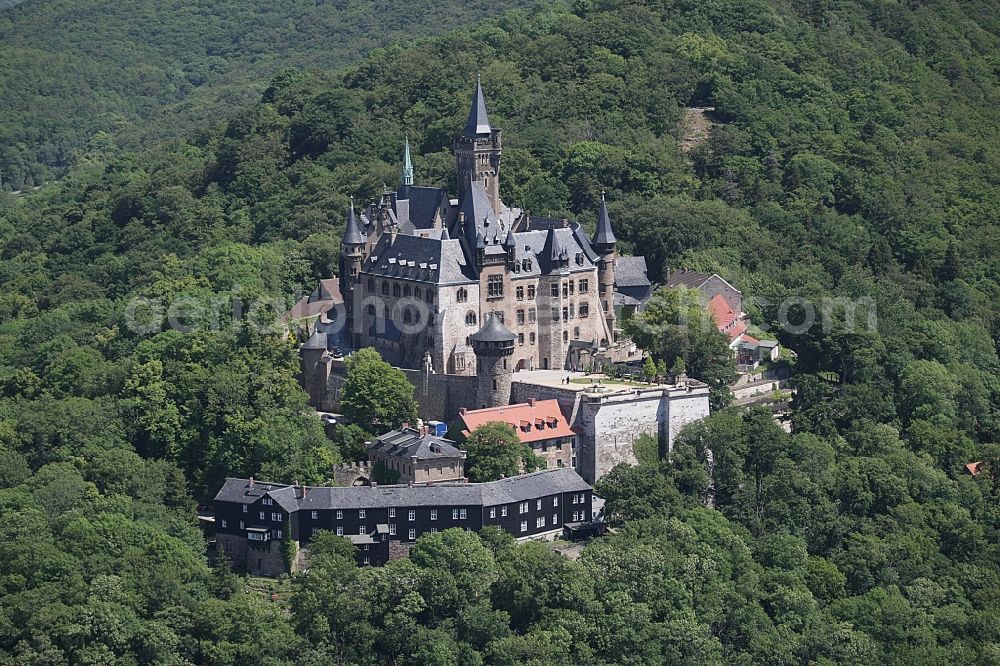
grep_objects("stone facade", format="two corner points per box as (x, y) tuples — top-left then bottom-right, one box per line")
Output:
(333, 77), (624, 376)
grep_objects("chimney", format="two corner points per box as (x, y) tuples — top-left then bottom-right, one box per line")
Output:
(459, 407), (467, 415)
(527, 398), (536, 407)
(402, 422), (410, 430)
(248, 476), (254, 489)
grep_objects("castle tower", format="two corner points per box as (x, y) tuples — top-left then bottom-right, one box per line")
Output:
(300, 329), (330, 409)
(470, 313), (516, 409)
(592, 192), (617, 341)
(340, 199), (365, 344)
(400, 134), (414, 192)
(454, 75), (502, 212)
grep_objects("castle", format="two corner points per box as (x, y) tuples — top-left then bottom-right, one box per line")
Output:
(336, 76), (629, 378)
(300, 77), (711, 484)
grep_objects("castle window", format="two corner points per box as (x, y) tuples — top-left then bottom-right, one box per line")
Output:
(466, 311), (477, 326)
(562, 283), (568, 298)
(457, 288), (468, 303)
(382, 282), (389, 295)
(516, 310), (525, 325)
(527, 285), (536, 299)
(522, 259), (532, 272)
(487, 275), (503, 298)
(579, 279), (589, 293)
(569, 304), (575, 319)
(563, 330), (569, 342)
(403, 310), (412, 324)
(516, 286), (524, 300)
(367, 304), (375, 315)
(551, 308), (559, 322)
(576, 253), (584, 265)
(518, 333), (524, 345)
(393, 283), (401, 297)
(528, 308), (536, 323)
(403, 285), (411, 297)
(368, 278), (375, 291)
(529, 332), (536, 344)
(414, 287), (421, 299)
(551, 284), (559, 297)
(414, 310), (420, 324)
(569, 281), (575, 295)
(426, 290), (434, 304)
(574, 326), (580, 339)
(493, 379), (498, 390)
(580, 302), (589, 318)
(562, 307), (568, 321)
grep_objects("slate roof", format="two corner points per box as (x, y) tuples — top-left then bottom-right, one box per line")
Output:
(666, 269), (741, 296)
(615, 256), (650, 288)
(463, 76), (493, 138)
(368, 427), (465, 461)
(301, 329), (328, 350)
(457, 400), (575, 445)
(365, 234), (476, 285)
(592, 193), (617, 246)
(214, 468), (591, 510)
(343, 202), (364, 245)
(471, 314), (516, 344)
(398, 186), (447, 230)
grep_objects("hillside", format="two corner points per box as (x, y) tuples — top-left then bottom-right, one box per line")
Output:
(0, 0), (532, 189)
(0, 0), (998, 663)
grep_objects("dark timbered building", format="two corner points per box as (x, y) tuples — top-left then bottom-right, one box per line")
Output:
(214, 468), (594, 575)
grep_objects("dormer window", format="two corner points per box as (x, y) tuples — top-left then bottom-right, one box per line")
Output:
(576, 253), (584, 265)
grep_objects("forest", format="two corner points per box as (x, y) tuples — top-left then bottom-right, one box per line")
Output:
(0, 0), (998, 663)
(0, 0), (533, 189)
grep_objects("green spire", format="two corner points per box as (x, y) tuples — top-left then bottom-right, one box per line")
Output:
(400, 134), (414, 187)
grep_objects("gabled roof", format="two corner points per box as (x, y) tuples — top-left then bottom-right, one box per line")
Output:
(666, 269), (741, 296)
(592, 192), (616, 246)
(708, 293), (738, 330)
(458, 400), (575, 444)
(615, 256), (649, 288)
(368, 427), (465, 461)
(398, 186), (447, 230)
(365, 234), (476, 285)
(215, 468), (591, 511)
(463, 76), (492, 138)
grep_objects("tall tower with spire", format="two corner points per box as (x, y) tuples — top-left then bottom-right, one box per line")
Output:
(592, 192), (618, 342)
(340, 198), (365, 345)
(400, 134), (414, 192)
(454, 75), (502, 212)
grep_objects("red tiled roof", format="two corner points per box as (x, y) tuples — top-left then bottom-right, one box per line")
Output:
(964, 462), (984, 476)
(727, 319), (748, 341)
(708, 293), (738, 330)
(459, 400), (574, 444)
(740, 334), (760, 345)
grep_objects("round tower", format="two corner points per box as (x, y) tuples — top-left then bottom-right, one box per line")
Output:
(470, 314), (516, 409)
(592, 192), (617, 342)
(339, 198), (365, 346)
(454, 75), (502, 212)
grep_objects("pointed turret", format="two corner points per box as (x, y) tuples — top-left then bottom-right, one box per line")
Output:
(463, 74), (492, 138)
(343, 197), (364, 246)
(592, 191), (617, 246)
(455, 75), (503, 212)
(400, 134), (414, 188)
(592, 192), (617, 342)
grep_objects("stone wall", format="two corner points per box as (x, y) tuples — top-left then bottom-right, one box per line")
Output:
(217, 533), (286, 577)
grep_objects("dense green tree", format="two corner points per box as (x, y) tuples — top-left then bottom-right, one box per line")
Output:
(460, 421), (543, 482)
(339, 347), (418, 435)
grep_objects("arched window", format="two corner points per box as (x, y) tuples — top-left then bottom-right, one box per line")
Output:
(403, 285), (411, 297)
(414, 287), (422, 300)
(366, 304), (375, 315)
(466, 311), (477, 326)
(381, 282), (389, 295)
(367, 278), (375, 291)
(457, 288), (468, 303)
(393, 283), (401, 297)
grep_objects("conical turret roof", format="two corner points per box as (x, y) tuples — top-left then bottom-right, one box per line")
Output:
(462, 75), (492, 138)
(343, 198), (364, 245)
(470, 313), (516, 344)
(592, 191), (617, 246)
(301, 329), (328, 350)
